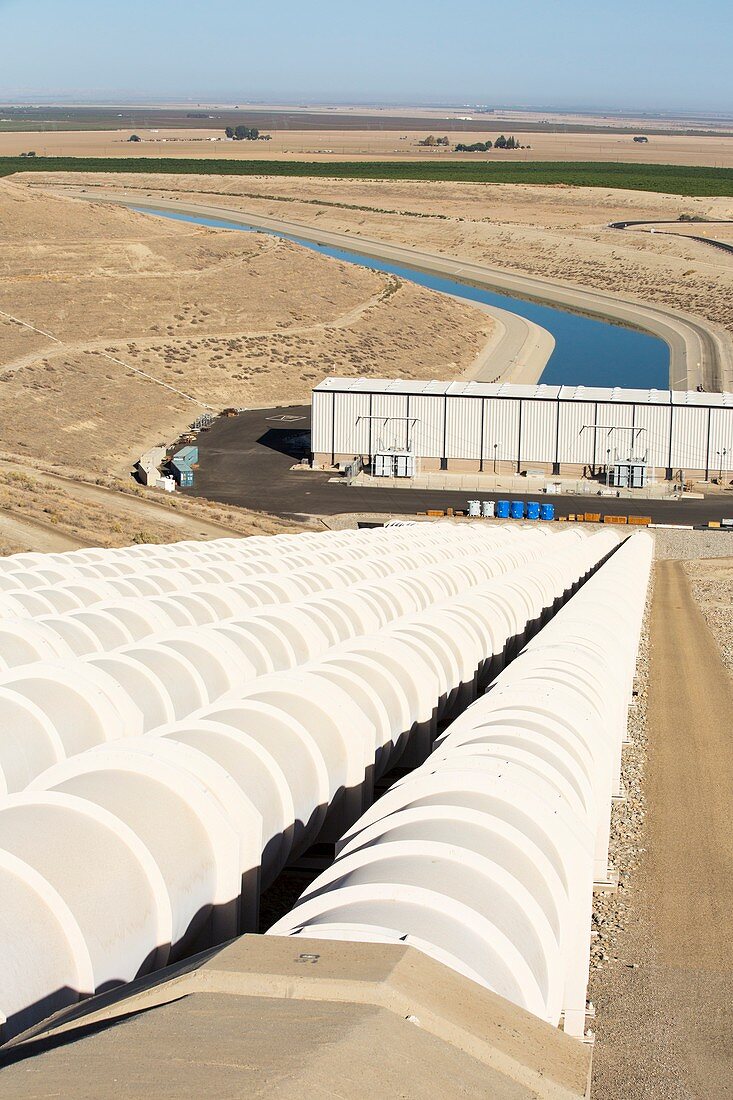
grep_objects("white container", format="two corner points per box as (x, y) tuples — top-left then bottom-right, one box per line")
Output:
(393, 452), (414, 478)
(481, 501), (495, 519)
(467, 501), (481, 517)
(373, 454), (391, 478)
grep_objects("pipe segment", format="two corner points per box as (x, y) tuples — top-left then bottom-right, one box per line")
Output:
(0, 526), (533, 655)
(0, 524), (622, 1042)
(269, 533), (653, 1041)
(0, 523), (528, 592)
(0, 530), (557, 794)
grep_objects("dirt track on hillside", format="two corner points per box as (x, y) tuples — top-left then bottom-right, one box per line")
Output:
(591, 560), (733, 1098)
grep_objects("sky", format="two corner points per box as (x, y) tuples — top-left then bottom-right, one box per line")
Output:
(0, 0), (731, 112)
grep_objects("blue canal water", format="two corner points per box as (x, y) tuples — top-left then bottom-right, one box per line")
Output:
(134, 207), (669, 389)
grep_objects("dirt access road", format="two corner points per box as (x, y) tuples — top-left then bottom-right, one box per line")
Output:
(592, 560), (733, 1098)
(0, 461), (244, 549)
(0, 510), (89, 553)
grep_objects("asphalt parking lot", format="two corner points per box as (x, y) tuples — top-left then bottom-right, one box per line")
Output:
(190, 406), (733, 526)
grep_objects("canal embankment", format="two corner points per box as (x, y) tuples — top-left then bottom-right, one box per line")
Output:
(59, 188), (733, 393)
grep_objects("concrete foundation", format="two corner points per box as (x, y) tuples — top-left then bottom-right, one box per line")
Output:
(1, 936), (592, 1099)
(315, 452), (698, 483)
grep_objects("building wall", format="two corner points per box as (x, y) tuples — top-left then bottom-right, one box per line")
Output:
(312, 388), (733, 480)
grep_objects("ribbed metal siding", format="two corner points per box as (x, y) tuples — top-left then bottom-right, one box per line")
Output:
(482, 398), (521, 461)
(333, 391), (371, 455)
(593, 402), (635, 463)
(371, 394), (410, 451)
(633, 405), (671, 468)
(520, 399), (558, 463)
(445, 397), (482, 459)
(708, 408), (733, 475)
(557, 402), (596, 465)
(671, 406), (708, 470)
(411, 394), (446, 458)
(311, 390), (333, 456)
(312, 387), (733, 471)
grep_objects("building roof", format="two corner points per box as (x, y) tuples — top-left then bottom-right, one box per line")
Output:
(313, 377), (732, 408)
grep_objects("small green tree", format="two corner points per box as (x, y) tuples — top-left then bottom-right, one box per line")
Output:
(225, 126), (234, 139)
(494, 134), (507, 149)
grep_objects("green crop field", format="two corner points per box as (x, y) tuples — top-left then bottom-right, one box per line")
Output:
(1, 156), (732, 196)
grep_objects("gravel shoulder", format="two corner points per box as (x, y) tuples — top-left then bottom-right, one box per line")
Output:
(683, 557), (733, 678)
(653, 528), (733, 560)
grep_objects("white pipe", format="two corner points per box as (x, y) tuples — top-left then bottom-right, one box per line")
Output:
(269, 533), (653, 1040)
(0, 524), (621, 1042)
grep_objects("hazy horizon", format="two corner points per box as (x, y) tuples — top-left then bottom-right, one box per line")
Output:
(1, 0), (731, 113)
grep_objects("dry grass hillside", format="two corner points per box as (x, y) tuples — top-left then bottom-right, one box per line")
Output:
(0, 459), (309, 556)
(0, 179), (492, 474)
(36, 171), (733, 339)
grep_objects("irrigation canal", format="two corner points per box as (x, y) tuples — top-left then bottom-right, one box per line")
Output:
(135, 207), (670, 390)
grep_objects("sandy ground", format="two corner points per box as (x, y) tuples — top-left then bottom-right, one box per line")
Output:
(0, 179), (492, 475)
(29, 171), (733, 377)
(5, 127), (733, 166)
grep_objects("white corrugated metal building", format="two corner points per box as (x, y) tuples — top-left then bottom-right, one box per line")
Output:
(311, 378), (733, 480)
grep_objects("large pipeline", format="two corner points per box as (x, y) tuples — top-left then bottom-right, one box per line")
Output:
(0, 525), (558, 794)
(269, 533), (653, 1039)
(0, 524), (620, 1041)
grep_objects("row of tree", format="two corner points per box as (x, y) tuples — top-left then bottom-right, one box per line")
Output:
(417, 135), (451, 147)
(455, 135), (526, 152)
(225, 126), (271, 141)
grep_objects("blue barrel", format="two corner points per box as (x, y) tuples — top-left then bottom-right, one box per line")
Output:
(540, 503), (555, 522)
(526, 501), (541, 521)
(496, 499), (510, 519)
(510, 500), (525, 520)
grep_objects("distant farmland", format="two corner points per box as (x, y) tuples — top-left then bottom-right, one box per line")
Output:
(2, 105), (732, 137)
(2, 157), (733, 196)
